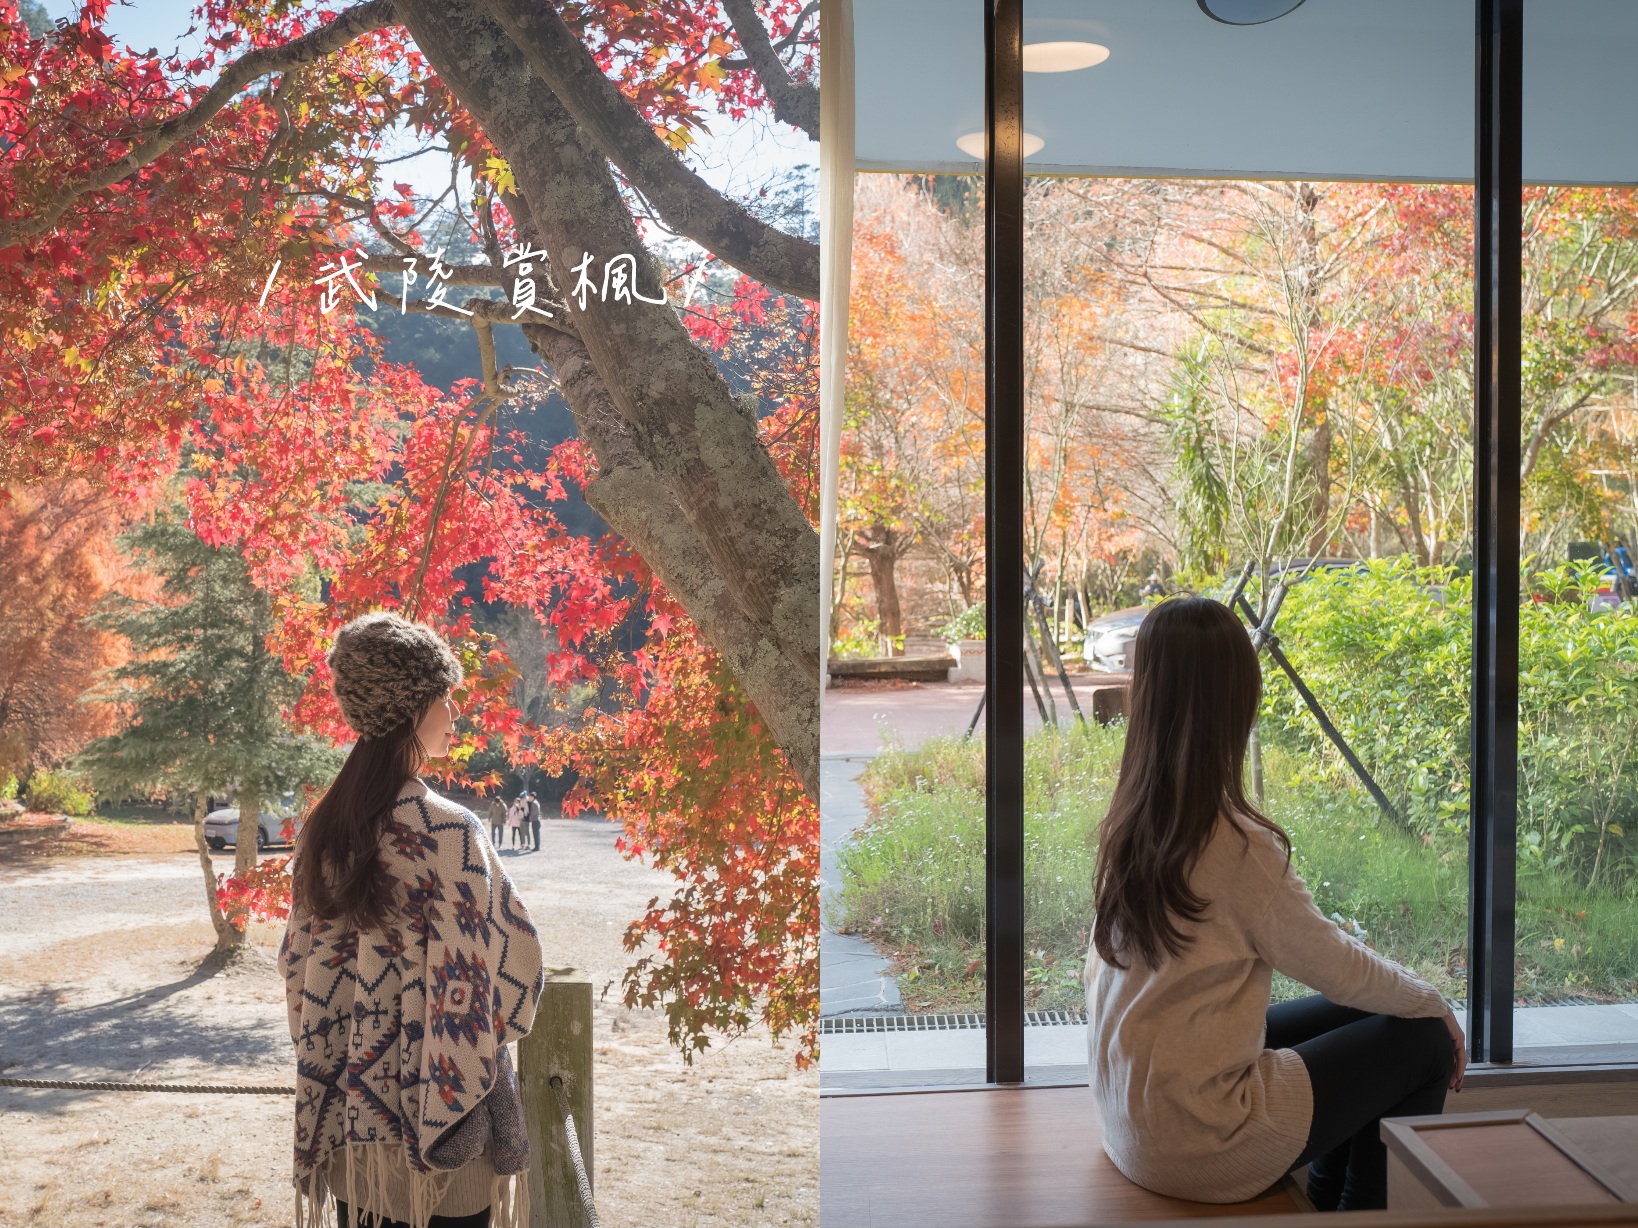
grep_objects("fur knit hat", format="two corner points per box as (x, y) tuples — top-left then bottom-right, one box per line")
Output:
(327, 612), (464, 740)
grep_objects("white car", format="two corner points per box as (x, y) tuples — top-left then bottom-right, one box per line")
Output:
(204, 794), (299, 850)
(1082, 606), (1149, 672)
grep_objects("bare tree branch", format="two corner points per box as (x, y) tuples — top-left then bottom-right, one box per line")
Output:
(719, 0), (819, 140)
(0, 0), (399, 251)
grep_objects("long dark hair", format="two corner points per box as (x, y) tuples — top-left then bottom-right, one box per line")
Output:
(292, 715), (427, 931)
(1092, 596), (1290, 970)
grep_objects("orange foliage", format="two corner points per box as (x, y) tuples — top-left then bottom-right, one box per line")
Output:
(0, 481), (142, 777)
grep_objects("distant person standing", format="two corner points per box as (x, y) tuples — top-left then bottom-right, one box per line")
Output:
(488, 795), (506, 848)
(1139, 571), (1166, 600)
(506, 795), (525, 850)
(527, 792), (542, 853)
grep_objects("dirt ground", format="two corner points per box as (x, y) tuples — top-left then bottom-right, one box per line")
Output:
(0, 812), (197, 861)
(0, 812), (817, 1228)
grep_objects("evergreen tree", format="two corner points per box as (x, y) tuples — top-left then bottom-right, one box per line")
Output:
(14, 0), (52, 38)
(77, 512), (341, 947)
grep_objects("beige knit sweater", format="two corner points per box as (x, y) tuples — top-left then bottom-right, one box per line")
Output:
(1087, 811), (1449, 1203)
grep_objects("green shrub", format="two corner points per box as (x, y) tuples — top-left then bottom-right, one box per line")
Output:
(0, 773), (17, 801)
(939, 603), (986, 642)
(832, 617), (902, 659)
(837, 722), (1125, 1011)
(1259, 557), (1638, 893)
(24, 769), (95, 816)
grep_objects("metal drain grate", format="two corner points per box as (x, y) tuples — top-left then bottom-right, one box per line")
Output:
(1026, 1009), (1087, 1027)
(821, 1010), (1087, 1034)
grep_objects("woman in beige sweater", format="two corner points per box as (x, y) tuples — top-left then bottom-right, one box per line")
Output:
(1087, 596), (1465, 1212)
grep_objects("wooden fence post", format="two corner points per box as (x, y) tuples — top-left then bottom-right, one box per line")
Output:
(520, 974), (594, 1228)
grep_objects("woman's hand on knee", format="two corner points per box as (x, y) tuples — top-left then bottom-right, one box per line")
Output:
(1442, 1010), (1467, 1091)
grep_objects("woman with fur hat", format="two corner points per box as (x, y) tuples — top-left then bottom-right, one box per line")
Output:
(281, 612), (545, 1228)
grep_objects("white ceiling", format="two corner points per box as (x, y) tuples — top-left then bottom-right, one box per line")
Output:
(853, 0), (1638, 184)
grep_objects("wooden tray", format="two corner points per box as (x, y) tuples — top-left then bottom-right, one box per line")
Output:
(1383, 1110), (1638, 1211)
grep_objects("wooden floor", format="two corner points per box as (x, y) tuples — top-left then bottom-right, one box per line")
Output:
(820, 1085), (1302, 1227)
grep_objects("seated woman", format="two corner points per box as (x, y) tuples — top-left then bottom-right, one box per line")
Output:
(1087, 596), (1464, 1212)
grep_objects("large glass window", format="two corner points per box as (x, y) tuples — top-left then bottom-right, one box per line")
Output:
(822, 4), (990, 1089)
(1018, 176), (1479, 1061)
(828, 0), (1638, 1089)
(1016, 2), (1478, 1082)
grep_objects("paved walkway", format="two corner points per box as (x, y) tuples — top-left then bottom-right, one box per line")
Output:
(819, 754), (901, 1016)
(818, 675), (1121, 1038)
(821, 673), (1125, 756)
(818, 677), (992, 1019)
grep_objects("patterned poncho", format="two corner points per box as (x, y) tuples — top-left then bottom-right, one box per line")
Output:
(280, 779), (544, 1228)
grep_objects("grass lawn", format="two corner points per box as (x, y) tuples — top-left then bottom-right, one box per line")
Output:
(834, 724), (1638, 1013)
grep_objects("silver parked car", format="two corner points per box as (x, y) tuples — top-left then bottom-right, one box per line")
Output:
(204, 793), (300, 850)
(1083, 605), (1149, 673)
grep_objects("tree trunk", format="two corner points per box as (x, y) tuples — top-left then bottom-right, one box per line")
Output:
(1249, 721), (1266, 807)
(861, 525), (904, 653)
(234, 787), (260, 877)
(1295, 183), (1332, 558)
(831, 546), (851, 645)
(394, 0), (820, 799)
(193, 792), (238, 949)
(1304, 411), (1332, 556)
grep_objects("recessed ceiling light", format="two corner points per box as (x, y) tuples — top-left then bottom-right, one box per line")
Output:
(1023, 41), (1110, 72)
(1197, 0), (1309, 24)
(956, 131), (1046, 160)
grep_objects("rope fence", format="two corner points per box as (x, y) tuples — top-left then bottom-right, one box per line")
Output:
(0, 1075), (294, 1094)
(550, 1074), (602, 1228)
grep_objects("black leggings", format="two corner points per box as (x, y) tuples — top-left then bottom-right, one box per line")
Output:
(1268, 995), (1456, 1212)
(334, 1201), (489, 1228)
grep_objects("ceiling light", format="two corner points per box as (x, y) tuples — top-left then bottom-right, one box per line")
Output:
(1023, 41), (1110, 73)
(1197, 0), (1309, 24)
(956, 131), (1046, 160)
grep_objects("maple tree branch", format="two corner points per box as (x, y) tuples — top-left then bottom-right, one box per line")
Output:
(474, 0), (818, 301)
(404, 296), (576, 333)
(234, 70), (301, 239)
(302, 186), (420, 250)
(406, 345), (509, 620)
(718, 0), (819, 140)
(0, 0), (399, 252)
(721, 0), (818, 63)
(476, 194), (504, 268)
(354, 255), (504, 287)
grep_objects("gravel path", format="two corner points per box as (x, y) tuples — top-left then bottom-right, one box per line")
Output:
(0, 815), (816, 1227)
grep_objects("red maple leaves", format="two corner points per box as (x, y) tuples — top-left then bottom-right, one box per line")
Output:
(2, 0), (819, 1064)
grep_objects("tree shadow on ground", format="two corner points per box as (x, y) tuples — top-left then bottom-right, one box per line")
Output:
(0, 952), (289, 1117)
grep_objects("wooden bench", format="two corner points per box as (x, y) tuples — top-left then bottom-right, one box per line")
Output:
(827, 655), (955, 684)
(820, 1085), (1302, 1225)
